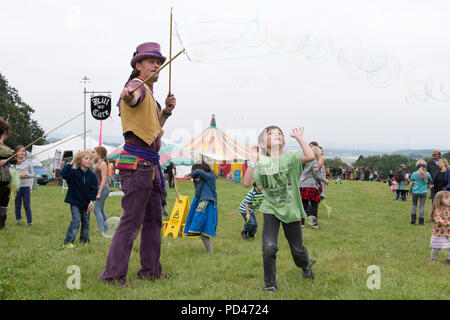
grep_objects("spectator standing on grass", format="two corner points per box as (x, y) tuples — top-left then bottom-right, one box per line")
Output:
(365, 168), (370, 181)
(388, 170), (394, 186)
(395, 164), (408, 201)
(431, 159), (450, 194)
(61, 151), (98, 248)
(391, 178), (398, 194)
(409, 160), (433, 225)
(373, 168), (379, 181)
(92, 146), (110, 233)
(299, 146), (329, 229)
(13, 145), (35, 226)
(0, 117), (16, 230)
(360, 167), (365, 181)
(427, 149), (442, 202)
(164, 161), (176, 188)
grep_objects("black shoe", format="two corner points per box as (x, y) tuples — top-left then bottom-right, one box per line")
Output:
(419, 218), (424, 225)
(411, 214), (416, 224)
(240, 231), (248, 240)
(302, 259), (316, 279)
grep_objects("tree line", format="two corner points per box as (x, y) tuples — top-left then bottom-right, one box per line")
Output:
(0, 72), (46, 149)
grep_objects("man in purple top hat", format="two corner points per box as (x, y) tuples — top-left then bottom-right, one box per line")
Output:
(99, 42), (176, 286)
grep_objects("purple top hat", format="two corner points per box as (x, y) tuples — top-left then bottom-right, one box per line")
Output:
(130, 42), (166, 68)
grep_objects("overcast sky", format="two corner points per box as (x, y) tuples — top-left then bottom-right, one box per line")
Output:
(1, 0), (449, 151)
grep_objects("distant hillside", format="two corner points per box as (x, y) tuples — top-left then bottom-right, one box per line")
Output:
(390, 149), (449, 159)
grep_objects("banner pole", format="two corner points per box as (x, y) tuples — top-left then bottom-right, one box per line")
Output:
(99, 120), (103, 146)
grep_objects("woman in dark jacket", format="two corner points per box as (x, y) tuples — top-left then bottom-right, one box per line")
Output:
(431, 159), (450, 194)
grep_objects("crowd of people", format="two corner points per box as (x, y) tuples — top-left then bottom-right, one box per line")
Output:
(327, 166), (383, 182)
(0, 40), (448, 294)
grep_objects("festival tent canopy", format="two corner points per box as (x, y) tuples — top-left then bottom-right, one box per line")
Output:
(182, 115), (250, 161)
(159, 144), (194, 169)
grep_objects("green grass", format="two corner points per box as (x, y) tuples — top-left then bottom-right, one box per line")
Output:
(0, 179), (448, 300)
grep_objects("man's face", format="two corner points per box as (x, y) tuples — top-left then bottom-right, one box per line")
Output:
(432, 151), (440, 161)
(136, 58), (163, 82)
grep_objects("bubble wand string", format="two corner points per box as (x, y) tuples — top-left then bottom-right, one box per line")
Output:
(5, 112), (84, 162)
(24, 130), (92, 162)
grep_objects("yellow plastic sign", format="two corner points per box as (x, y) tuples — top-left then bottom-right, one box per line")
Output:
(163, 195), (190, 238)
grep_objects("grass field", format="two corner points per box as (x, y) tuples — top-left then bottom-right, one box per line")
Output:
(0, 178), (448, 300)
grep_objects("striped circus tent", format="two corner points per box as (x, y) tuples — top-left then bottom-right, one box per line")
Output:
(183, 115), (250, 161)
(159, 144), (194, 169)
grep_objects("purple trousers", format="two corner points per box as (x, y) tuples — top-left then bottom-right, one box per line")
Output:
(100, 161), (163, 285)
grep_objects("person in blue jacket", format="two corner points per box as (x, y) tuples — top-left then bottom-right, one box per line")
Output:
(183, 162), (218, 253)
(409, 159), (433, 225)
(61, 151), (98, 248)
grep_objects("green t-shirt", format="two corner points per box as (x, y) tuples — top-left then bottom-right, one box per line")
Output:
(253, 151), (305, 223)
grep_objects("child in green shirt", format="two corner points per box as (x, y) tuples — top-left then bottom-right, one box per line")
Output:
(242, 126), (316, 293)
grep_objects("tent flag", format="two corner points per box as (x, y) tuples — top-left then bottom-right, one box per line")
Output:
(183, 115), (250, 161)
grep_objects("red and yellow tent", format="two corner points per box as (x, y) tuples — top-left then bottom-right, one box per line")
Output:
(182, 115), (250, 178)
(183, 115), (250, 161)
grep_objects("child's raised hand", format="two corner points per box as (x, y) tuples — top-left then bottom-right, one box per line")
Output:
(290, 127), (305, 140)
(70, 153), (78, 165)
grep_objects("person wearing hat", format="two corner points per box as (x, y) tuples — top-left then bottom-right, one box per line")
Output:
(100, 42), (176, 286)
(427, 149), (442, 203)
